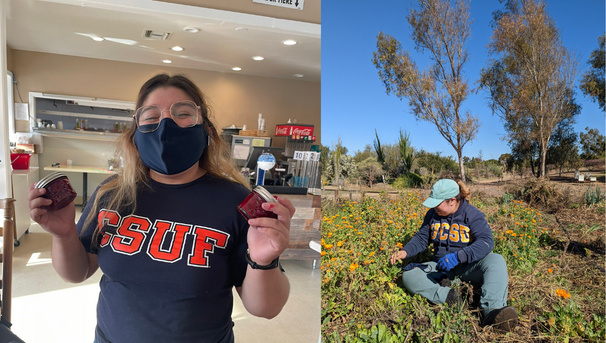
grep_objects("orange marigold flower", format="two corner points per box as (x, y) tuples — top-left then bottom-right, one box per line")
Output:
(327, 232), (333, 238)
(532, 219), (536, 223)
(396, 242), (403, 248)
(337, 241), (343, 247)
(510, 214), (514, 217)
(556, 289), (570, 299)
(369, 251), (375, 257)
(349, 263), (359, 272)
(325, 244), (333, 249)
(321, 251), (326, 256)
(548, 268), (553, 274)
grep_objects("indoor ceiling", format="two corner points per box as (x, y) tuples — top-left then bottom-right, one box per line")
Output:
(6, 0), (321, 82)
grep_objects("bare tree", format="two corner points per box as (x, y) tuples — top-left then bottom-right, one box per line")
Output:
(359, 158), (384, 188)
(479, 0), (579, 178)
(372, 0), (479, 183)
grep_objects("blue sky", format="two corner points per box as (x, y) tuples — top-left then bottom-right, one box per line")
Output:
(321, 0), (605, 161)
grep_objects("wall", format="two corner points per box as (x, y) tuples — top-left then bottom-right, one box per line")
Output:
(10, 49), (320, 197)
(159, 0), (321, 24)
(6, 45), (12, 71)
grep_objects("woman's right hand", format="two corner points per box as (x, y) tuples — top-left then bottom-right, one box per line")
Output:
(390, 250), (407, 265)
(28, 183), (76, 238)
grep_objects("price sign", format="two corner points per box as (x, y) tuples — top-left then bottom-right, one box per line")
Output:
(311, 152), (321, 162)
(293, 151), (306, 160)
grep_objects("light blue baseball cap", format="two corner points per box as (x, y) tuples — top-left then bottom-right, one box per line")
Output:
(422, 179), (460, 208)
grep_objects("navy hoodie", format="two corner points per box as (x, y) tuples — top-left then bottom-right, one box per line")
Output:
(402, 198), (494, 264)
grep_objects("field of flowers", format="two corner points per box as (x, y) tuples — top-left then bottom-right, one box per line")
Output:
(321, 191), (605, 342)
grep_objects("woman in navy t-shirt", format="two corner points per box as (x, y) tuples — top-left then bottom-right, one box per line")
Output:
(29, 74), (293, 342)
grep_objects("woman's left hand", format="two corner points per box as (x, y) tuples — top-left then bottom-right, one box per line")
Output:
(246, 197), (296, 266)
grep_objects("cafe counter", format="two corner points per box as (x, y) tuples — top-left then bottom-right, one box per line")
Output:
(275, 193), (321, 261)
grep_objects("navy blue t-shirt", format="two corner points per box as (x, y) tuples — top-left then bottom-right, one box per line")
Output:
(77, 174), (250, 343)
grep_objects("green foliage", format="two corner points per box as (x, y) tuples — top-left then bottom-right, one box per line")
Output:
(547, 119), (580, 175)
(579, 34), (605, 111)
(579, 127), (606, 160)
(585, 186), (605, 206)
(321, 196), (604, 342)
(358, 157), (384, 188)
(324, 140), (357, 185)
(353, 145), (376, 164)
(381, 144), (402, 179)
(391, 173), (424, 189)
(374, 129), (385, 165)
(540, 301), (606, 340)
(398, 129), (415, 175)
(416, 150), (458, 176)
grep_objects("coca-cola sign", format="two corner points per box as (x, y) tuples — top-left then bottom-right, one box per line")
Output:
(275, 126), (289, 135)
(275, 124), (314, 137)
(292, 127), (312, 136)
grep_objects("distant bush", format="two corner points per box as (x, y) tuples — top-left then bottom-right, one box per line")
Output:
(392, 173), (424, 189)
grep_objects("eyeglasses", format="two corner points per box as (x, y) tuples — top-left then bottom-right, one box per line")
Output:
(134, 100), (201, 133)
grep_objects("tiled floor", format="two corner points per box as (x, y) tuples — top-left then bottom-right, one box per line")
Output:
(9, 209), (320, 343)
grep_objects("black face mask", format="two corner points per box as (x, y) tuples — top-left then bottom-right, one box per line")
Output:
(134, 118), (209, 175)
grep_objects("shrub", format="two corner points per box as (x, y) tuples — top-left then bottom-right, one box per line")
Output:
(585, 186), (605, 206)
(392, 173), (424, 189)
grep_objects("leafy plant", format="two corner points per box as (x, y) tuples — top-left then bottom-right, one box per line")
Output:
(584, 185), (605, 206)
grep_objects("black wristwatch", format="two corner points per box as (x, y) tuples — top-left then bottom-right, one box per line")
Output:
(246, 249), (285, 272)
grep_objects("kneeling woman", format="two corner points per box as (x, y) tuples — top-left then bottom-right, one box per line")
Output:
(390, 179), (517, 332)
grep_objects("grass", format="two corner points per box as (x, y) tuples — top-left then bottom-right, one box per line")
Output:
(321, 191), (605, 342)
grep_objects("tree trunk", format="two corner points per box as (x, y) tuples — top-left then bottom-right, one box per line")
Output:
(458, 151), (466, 184)
(540, 142), (548, 178)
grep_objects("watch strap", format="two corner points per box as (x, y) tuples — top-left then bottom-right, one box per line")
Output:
(246, 249), (284, 272)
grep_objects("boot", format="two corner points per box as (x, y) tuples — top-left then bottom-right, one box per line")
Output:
(482, 306), (518, 332)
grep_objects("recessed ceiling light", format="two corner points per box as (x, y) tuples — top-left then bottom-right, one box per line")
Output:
(252, 56), (264, 61)
(232, 67), (242, 71)
(282, 39), (297, 46)
(162, 60), (172, 64)
(183, 27), (200, 33)
(235, 27), (248, 32)
(92, 37), (104, 42)
(171, 46), (184, 52)
(293, 74), (304, 78)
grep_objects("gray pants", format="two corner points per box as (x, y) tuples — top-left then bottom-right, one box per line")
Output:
(401, 253), (509, 316)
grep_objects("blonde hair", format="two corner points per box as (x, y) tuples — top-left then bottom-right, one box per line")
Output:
(82, 74), (250, 248)
(456, 180), (471, 200)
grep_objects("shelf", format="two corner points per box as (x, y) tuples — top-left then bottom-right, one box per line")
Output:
(38, 110), (133, 122)
(33, 128), (122, 142)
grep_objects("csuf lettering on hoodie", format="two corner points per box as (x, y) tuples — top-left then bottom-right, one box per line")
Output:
(402, 198), (494, 264)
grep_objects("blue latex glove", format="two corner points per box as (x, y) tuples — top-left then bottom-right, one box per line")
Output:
(436, 252), (459, 271)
